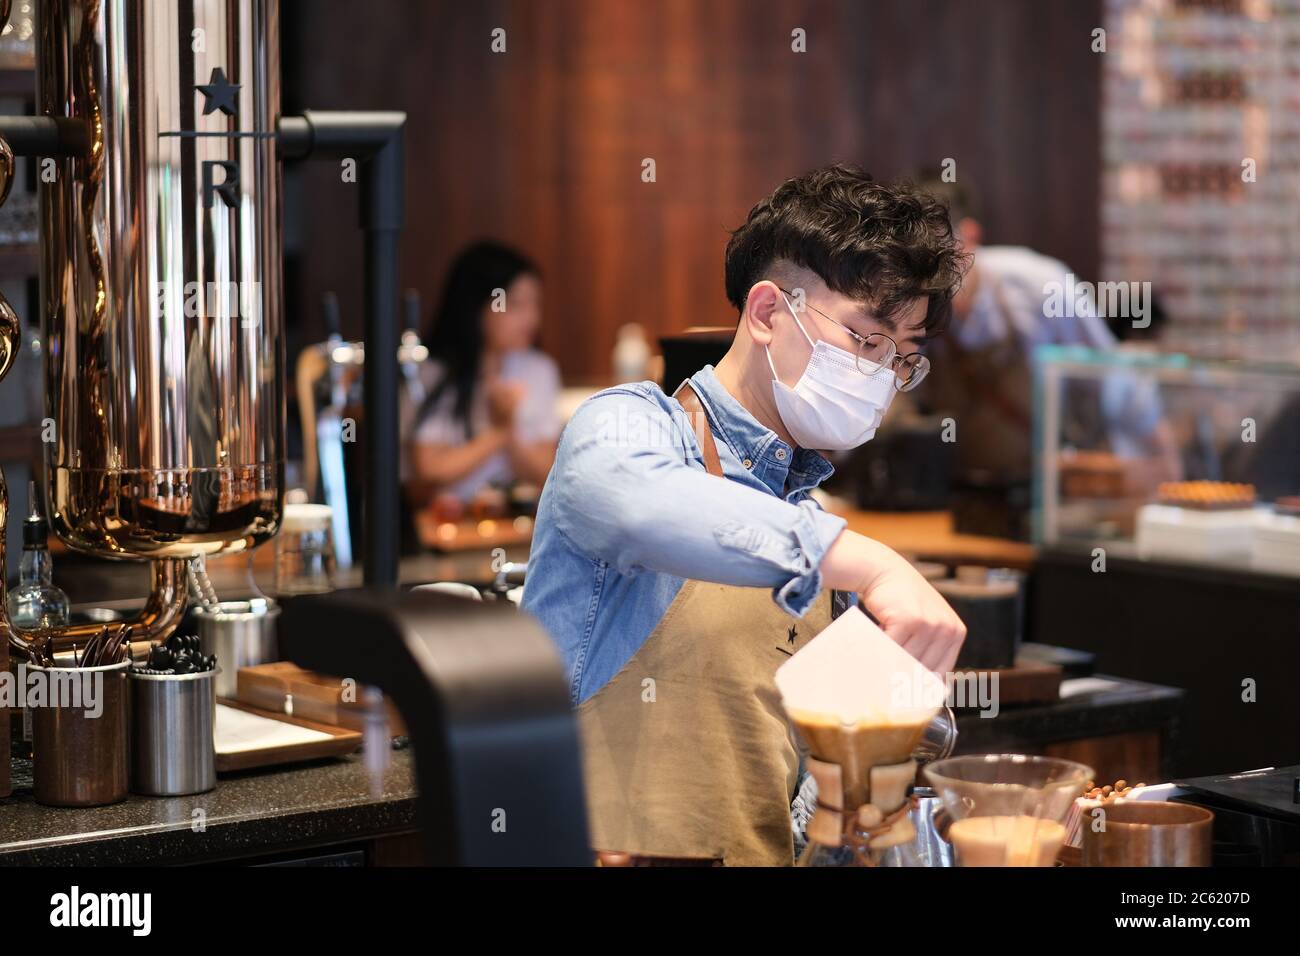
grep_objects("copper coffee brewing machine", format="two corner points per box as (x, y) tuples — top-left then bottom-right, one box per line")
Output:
(0, 2), (591, 864)
(0, 0), (407, 669)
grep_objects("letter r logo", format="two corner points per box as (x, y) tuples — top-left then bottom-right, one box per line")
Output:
(203, 160), (240, 208)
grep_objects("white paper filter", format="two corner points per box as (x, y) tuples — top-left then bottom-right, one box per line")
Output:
(775, 606), (946, 725)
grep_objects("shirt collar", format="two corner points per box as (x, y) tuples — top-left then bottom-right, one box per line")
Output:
(685, 365), (835, 498)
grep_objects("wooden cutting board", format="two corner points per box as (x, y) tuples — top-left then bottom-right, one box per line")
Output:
(215, 699), (362, 773)
(950, 661), (1063, 708)
(235, 661), (407, 735)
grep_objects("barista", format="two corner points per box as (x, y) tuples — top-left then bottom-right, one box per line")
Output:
(913, 177), (1115, 484)
(521, 166), (967, 865)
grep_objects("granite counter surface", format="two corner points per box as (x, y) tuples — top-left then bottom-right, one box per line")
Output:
(0, 749), (417, 865)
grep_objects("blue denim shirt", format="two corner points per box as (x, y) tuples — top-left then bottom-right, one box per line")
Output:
(522, 365), (847, 706)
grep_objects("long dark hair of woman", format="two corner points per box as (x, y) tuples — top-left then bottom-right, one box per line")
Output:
(417, 241), (540, 438)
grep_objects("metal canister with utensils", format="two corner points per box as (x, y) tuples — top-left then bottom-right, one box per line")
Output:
(31, 660), (131, 807)
(193, 599), (280, 698)
(130, 667), (219, 796)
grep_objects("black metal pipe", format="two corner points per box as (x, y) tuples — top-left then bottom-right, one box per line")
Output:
(0, 116), (89, 157)
(364, 226), (400, 588)
(278, 110), (406, 588)
(275, 116), (312, 159)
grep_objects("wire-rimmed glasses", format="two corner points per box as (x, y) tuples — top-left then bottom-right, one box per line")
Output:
(778, 286), (931, 392)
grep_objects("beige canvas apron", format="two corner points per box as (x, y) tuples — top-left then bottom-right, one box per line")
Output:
(577, 384), (833, 866)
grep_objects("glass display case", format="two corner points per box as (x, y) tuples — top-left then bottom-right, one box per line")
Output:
(1034, 346), (1300, 578)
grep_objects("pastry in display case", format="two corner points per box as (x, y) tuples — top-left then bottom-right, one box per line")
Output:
(1137, 481), (1258, 565)
(1034, 346), (1300, 577)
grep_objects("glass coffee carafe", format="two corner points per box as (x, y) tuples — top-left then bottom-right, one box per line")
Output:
(924, 754), (1093, 866)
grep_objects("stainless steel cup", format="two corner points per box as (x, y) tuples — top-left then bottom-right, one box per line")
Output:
(31, 661), (130, 807)
(130, 668), (218, 796)
(193, 599), (280, 698)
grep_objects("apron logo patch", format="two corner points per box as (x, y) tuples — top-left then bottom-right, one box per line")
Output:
(777, 624), (799, 655)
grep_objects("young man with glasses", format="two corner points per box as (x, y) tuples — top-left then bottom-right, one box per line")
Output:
(522, 164), (968, 865)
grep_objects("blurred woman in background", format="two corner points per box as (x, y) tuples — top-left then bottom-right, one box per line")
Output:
(403, 241), (561, 507)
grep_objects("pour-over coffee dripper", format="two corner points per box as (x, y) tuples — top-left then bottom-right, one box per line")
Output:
(792, 711), (935, 866)
(924, 754), (1094, 867)
(776, 608), (948, 867)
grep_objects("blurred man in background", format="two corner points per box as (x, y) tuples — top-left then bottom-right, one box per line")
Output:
(913, 177), (1117, 490)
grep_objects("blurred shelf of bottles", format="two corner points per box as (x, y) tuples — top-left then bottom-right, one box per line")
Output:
(1102, 0), (1300, 364)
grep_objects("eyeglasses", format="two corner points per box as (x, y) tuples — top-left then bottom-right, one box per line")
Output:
(777, 287), (931, 392)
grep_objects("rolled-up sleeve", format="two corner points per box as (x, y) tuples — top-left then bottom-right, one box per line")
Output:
(550, 390), (846, 617)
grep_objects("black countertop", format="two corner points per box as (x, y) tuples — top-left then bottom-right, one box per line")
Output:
(0, 749), (417, 865)
(955, 673), (1184, 756)
(0, 674), (1183, 865)
(951, 671), (1185, 780)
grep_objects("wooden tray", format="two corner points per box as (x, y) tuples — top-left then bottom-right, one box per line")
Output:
(215, 698), (362, 772)
(237, 661), (406, 736)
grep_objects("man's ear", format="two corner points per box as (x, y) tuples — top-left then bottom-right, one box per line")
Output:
(742, 280), (784, 348)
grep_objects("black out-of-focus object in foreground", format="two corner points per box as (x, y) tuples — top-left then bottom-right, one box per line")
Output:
(950, 474), (1032, 541)
(1173, 765), (1300, 867)
(659, 328), (731, 392)
(831, 416), (955, 511)
(279, 588), (592, 866)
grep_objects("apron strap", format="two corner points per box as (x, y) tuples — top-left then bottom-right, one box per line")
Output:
(673, 382), (724, 478)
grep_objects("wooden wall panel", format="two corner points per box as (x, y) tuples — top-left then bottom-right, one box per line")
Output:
(283, 0), (1101, 382)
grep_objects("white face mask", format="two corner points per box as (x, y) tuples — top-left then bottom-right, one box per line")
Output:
(766, 293), (896, 451)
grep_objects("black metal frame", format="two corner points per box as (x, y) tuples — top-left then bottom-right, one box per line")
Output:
(278, 110), (406, 588)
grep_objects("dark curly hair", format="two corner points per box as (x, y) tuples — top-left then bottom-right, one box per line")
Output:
(724, 164), (968, 339)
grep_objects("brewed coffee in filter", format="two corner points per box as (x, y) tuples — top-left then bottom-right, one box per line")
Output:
(776, 607), (946, 808)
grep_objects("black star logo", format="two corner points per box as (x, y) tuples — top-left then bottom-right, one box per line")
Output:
(787, 624), (798, 646)
(197, 67), (240, 116)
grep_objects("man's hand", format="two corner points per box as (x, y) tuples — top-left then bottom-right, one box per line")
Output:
(858, 557), (966, 674)
(820, 529), (966, 674)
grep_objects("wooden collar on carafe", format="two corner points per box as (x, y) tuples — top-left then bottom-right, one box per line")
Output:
(806, 755), (918, 849)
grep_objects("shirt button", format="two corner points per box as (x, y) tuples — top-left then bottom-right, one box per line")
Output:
(742, 458), (753, 469)
(775, 448), (788, 461)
